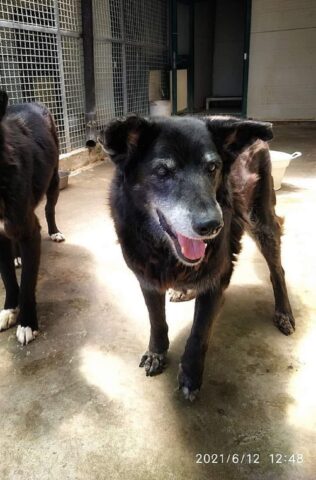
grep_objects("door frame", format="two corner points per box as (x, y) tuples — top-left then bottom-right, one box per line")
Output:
(170, 0), (194, 114)
(170, 0), (178, 114)
(242, 0), (252, 117)
(170, 0), (252, 116)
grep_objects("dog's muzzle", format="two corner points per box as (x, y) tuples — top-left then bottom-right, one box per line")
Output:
(157, 210), (223, 266)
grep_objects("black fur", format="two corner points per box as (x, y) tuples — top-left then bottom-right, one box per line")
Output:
(0, 91), (63, 344)
(101, 115), (294, 399)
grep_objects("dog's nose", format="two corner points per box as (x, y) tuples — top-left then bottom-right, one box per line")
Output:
(193, 219), (223, 237)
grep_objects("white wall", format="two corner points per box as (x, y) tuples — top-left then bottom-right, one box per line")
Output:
(247, 0), (316, 120)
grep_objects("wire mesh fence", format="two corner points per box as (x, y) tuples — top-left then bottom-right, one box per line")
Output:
(0, 0), (84, 152)
(0, 0), (169, 153)
(93, 0), (169, 130)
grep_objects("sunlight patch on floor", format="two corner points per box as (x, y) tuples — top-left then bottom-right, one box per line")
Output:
(67, 219), (145, 327)
(278, 189), (316, 307)
(284, 176), (316, 190)
(80, 345), (136, 402)
(274, 176), (316, 432)
(287, 321), (316, 432)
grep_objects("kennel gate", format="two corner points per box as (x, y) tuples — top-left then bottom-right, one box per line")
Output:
(0, 0), (169, 153)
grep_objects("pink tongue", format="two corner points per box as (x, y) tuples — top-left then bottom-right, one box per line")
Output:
(176, 232), (207, 260)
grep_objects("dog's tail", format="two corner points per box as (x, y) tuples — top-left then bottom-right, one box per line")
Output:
(50, 113), (59, 151)
(43, 108), (59, 151)
(31, 102), (59, 152)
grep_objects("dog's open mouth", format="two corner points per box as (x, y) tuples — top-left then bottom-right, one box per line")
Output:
(157, 210), (207, 265)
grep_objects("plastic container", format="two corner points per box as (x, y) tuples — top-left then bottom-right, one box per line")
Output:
(270, 151), (301, 190)
(58, 170), (70, 190)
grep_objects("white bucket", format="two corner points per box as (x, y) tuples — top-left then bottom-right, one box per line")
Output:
(270, 150), (301, 190)
(149, 100), (171, 117)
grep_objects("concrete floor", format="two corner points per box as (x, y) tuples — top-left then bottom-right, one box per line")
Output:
(0, 123), (315, 480)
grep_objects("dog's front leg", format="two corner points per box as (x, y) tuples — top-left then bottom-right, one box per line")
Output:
(178, 286), (223, 401)
(0, 234), (19, 331)
(139, 287), (169, 376)
(16, 219), (41, 345)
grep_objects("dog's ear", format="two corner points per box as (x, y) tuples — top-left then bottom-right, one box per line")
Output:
(205, 116), (273, 160)
(98, 115), (153, 167)
(0, 91), (8, 121)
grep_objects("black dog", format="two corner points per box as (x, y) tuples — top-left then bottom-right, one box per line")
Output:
(100, 115), (295, 400)
(0, 91), (64, 345)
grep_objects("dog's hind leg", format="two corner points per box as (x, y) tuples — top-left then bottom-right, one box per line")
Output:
(139, 287), (169, 376)
(0, 234), (19, 331)
(15, 216), (41, 345)
(45, 168), (65, 242)
(249, 168), (295, 335)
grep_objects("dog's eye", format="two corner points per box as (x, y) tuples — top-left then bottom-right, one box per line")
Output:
(154, 165), (172, 178)
(207, 163), (217, 174)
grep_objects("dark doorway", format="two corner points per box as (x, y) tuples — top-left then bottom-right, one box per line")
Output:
(171, 0), (251, 116)
(171, 0), (194, 114)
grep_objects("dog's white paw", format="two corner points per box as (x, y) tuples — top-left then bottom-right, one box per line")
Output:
(50, 232), (65, 242)
(0, 309), (18, 331)
(16, 325), (38, 345)
(178, 364), (200, 402)
(14, 257), (22, 268)
(181, 386), (200, 402)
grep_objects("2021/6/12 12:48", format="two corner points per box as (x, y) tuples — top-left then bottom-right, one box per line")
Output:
(195, 453), (304, 464)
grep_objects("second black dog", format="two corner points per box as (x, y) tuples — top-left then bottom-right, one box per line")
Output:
(0, 91), (64, 345)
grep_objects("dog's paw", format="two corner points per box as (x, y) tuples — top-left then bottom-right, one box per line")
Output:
(273, 311), (295, 336)
(50, 232), (65, 242)
(169, 289), (196, 303)
(139, 351), (167, 376)
(181, 386), (200, 402)
(178, 364), (200, 402)
(16, 325), (38, 345)
(14, 257), (22, 268)
(0, 309), (18, 331)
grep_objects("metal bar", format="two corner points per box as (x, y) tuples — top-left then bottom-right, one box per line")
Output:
(187, 0), (194, 113)
(209, 0), (217, 108)
(94, 34), (166, 51)
(119, 0), (128, 115)
(242, 0), (252, 117)
(170, 0), (177, 115)
(53, 0), (71, 152)
(0, 19), (80, 38)
(81, 0), (97, 145)
(60, 29), (81, 39)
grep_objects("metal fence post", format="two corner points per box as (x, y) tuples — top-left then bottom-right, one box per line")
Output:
(53, 0), (71, 152)
(119, 0), (128, 116)
(81, 0), (97, 146)
(170, 0), (177, 115)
